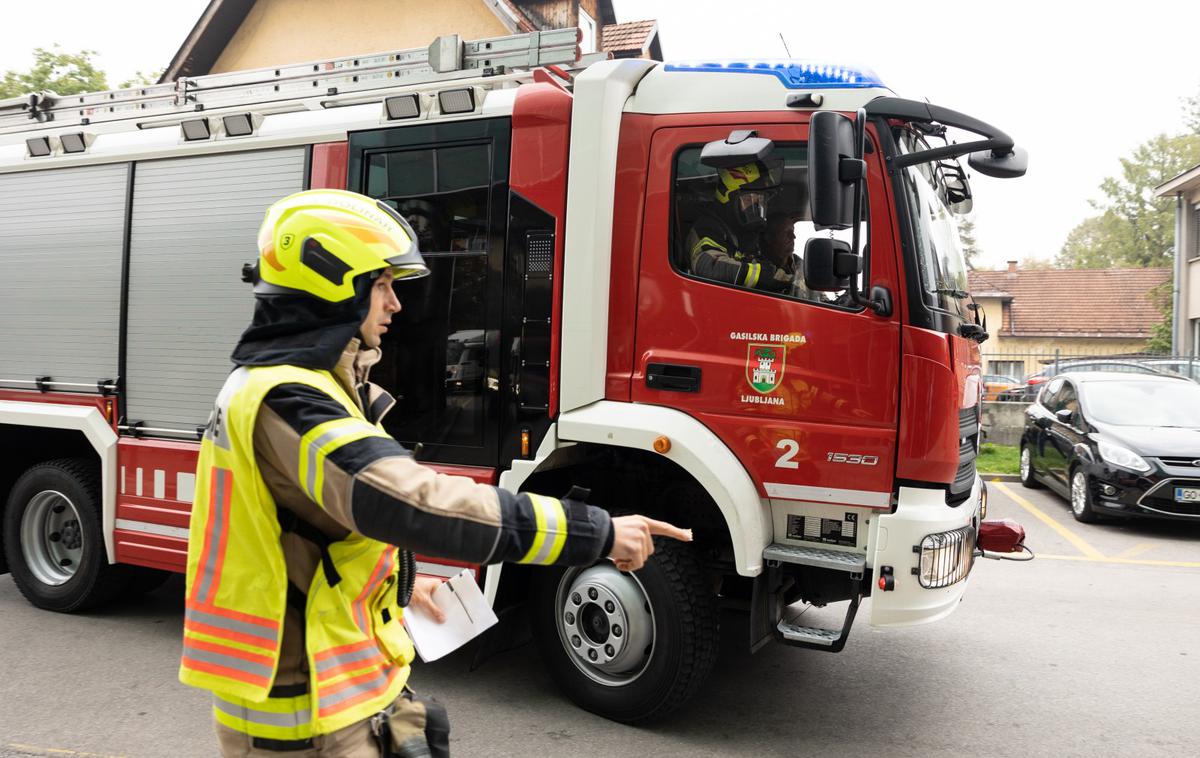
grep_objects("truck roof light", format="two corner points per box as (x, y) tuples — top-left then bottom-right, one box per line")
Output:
(180, 118), (211, 141)
(437, 88), (475, 114)
(221, 113), (254, 137)
(384, 94), (420, 120)
(25, 136), (52, 157)
(59, 132), (88, 153)
(665, 60), (884, 90)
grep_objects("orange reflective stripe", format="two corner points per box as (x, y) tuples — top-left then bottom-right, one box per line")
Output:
(352, 551), (394, 635)
(315, 646), (387, 682)
(183, 657), (273, 689)
(185, 605), (280, 650)
(314, 638), (377, 663)
(184, 637), (275, 669)
(317, 665), (399, 718)
(191, 467), (234, 605)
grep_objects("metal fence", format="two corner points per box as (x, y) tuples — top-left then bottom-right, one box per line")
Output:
(981, 350), (1200, 384)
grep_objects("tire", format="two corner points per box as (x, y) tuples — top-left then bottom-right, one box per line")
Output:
(1019, 445), (1042, 489)
(1069, 467), (1099, 524)
(531, 538), (719, 724)
(1, 458), (130, 612)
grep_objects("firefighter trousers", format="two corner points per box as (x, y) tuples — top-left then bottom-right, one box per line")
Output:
(215, 690), (450, 757)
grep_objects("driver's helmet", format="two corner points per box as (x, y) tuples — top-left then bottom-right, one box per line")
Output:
(715, 158), (784, 227)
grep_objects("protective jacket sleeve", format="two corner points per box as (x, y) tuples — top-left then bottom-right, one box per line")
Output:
(686, 218), (792, 293)
(254, 383), (614, 567)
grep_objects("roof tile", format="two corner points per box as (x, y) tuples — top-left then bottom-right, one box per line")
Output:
(601, 20), (657, 53)
(967, 267), (1171, 338)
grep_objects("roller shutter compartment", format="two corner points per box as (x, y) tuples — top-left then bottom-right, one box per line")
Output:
(124, 149), (304, 432)
(0, 164), (127, 388)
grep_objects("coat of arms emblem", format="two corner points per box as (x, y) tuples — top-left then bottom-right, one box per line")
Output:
(746, 343), (785, 394)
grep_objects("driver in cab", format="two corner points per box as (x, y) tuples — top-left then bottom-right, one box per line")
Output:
(686, 158), (795, 294)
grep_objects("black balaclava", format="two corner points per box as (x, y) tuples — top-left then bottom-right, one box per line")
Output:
(230, 273), (375, 371)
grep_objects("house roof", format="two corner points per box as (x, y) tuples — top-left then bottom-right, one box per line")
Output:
(968, 267), (1171, 339)
(1156, 162), (1200, 196)
(600, 19), (660, 57)
(160, 0), (618, 82)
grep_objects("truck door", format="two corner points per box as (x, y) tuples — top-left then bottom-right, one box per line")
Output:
(348, 119), (511, 468)
(631, 122), (902, 518)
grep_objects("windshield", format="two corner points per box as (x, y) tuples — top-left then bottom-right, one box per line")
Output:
(1082, 381), (1200, 427)
(896, 132), (970, 318)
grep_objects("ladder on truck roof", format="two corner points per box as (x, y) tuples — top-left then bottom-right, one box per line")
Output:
(0, 29), (581, 136)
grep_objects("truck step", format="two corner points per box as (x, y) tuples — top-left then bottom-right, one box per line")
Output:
(763, 543), (865, 573)
(777, 621), (841, 646)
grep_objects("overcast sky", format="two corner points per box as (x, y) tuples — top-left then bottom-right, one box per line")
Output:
(2, 0), (1197, 271)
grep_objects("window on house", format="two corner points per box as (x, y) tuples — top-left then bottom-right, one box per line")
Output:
(989, 360), (1023, 381)
(579, 8), (597, 54)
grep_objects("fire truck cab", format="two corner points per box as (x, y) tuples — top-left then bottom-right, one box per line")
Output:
(0, 34), (1026, 723)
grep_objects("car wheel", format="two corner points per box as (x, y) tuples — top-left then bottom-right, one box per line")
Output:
(1019, 445), (1041, 489)
(531, 538), (719, 724)
(1070, 468), (1099, 524)
(2, 458), (131, 612)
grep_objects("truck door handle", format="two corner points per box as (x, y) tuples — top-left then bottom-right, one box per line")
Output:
(646, 363), (701, 393)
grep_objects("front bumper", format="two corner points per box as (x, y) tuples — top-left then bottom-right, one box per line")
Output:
(1082, 459), (1200, 521)
(869, 476), (982, 627)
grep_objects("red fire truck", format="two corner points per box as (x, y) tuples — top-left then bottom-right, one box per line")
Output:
(0, 31), (1027, 722)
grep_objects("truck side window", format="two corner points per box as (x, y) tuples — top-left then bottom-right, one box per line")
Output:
(671, 143), (867, 307)
(364, 143), (493, 449)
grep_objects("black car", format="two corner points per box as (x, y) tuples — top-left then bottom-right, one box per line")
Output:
(1019, 372), (1200, 522)
(998, 360), (1171, 402)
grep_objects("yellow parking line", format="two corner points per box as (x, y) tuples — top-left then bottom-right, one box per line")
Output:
(992, 482), (1105, 560)
(1037, 554), (1200, 569)
(1114, 542), (1157, 560)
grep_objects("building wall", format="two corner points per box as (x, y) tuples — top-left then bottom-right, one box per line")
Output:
(211, 0), (511, 74)
(519, 0), (578, 30)
(1184, 187), (1200, 355)
(982, 336), (1151, 378)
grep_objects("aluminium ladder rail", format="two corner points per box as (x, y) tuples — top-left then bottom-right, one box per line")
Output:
(0, 28), (580, 136)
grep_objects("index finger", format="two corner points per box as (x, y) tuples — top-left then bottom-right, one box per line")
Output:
(644, 518), (693, 542)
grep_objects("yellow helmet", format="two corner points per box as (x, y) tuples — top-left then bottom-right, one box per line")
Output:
(253, 189), (428, 303)
(715, 162), (763, 204)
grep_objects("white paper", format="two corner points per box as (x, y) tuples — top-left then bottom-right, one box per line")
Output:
(403, 569), (499, 662)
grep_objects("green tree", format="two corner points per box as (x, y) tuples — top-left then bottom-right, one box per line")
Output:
(1184, 89), (1200, 134)
(0, 46), (108, 99)
(957, 215), (980, 270)
(1145, 281), (1174, 355)
(119, 70), (164, 90)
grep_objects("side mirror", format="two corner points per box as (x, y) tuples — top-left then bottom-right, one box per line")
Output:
(1034, 416), (1052, 430)
(803, 238), (861, 292)
(1055, 408), (1075, 425)
(700, 129), (775, 169)
(807, 111), (862, 230)
(968, 145), (1029, 179)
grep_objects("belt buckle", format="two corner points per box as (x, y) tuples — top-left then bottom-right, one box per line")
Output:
(369, 711), (387, 738)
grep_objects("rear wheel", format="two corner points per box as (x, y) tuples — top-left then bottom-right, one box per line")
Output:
(1070, 468), (1099, 524)
(531, 538), (719, 724)
(2, 459), (130, 612)
(1019, 445), (1041, 489)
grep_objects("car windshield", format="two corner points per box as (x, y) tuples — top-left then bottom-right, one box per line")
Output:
(1081, 380), (1200, 427)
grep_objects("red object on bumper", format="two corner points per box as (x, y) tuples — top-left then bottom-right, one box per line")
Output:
(978, 519), (1026, 553)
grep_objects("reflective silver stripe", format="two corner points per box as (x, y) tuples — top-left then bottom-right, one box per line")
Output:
(183, 642), (274, 679)
(195, 467), (229, 604)
(213, 695), (312, 730)
(529, 496), (565, 566)
(319, 667), (390, 708)
(763, 483), (890, 508)
(114, 518), (189, 540)
(314, 644), (383, 675)
(303, 420), (379, 500)
(185, 607), (278, 646)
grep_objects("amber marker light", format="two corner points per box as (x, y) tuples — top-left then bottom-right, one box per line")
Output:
(653, 435), (671, 454)
(520, 428), (531, 458)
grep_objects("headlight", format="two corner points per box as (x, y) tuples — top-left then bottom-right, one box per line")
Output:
(1096, 440), (1151, 473)
(916, 526), (976, 589)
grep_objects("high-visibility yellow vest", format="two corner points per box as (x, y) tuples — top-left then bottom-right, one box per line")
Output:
(180, 364), (414, 741)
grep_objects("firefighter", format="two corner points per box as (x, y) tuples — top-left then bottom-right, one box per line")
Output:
(685, 158), (792, 293)
(758, 211), (809, 300)
(180, 189), (691, 757)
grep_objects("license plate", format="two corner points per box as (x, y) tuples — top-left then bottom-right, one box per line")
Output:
(1175, 487), (1200, 503)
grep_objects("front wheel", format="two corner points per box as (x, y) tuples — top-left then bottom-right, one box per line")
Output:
(531, 538), (719, 724)
(1070, 468), (1100, 524)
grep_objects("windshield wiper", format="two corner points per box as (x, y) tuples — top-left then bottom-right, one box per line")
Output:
(932, 287), (969, 299)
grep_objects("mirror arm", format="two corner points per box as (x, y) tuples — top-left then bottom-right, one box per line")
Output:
(844, 108), (890, 318)
(889, 137), (1014, 169)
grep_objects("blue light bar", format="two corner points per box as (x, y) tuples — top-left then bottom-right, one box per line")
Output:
(664, 60), (884, 90)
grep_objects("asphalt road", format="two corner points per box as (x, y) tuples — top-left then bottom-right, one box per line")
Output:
(1, 481), (1197, 758)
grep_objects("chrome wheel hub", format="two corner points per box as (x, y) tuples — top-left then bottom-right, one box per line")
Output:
(1020, 448), (1031, 480)
(1071, 473), (1087, 516)
(555, 564), (655, 687)
(20, 490), (84, 586)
